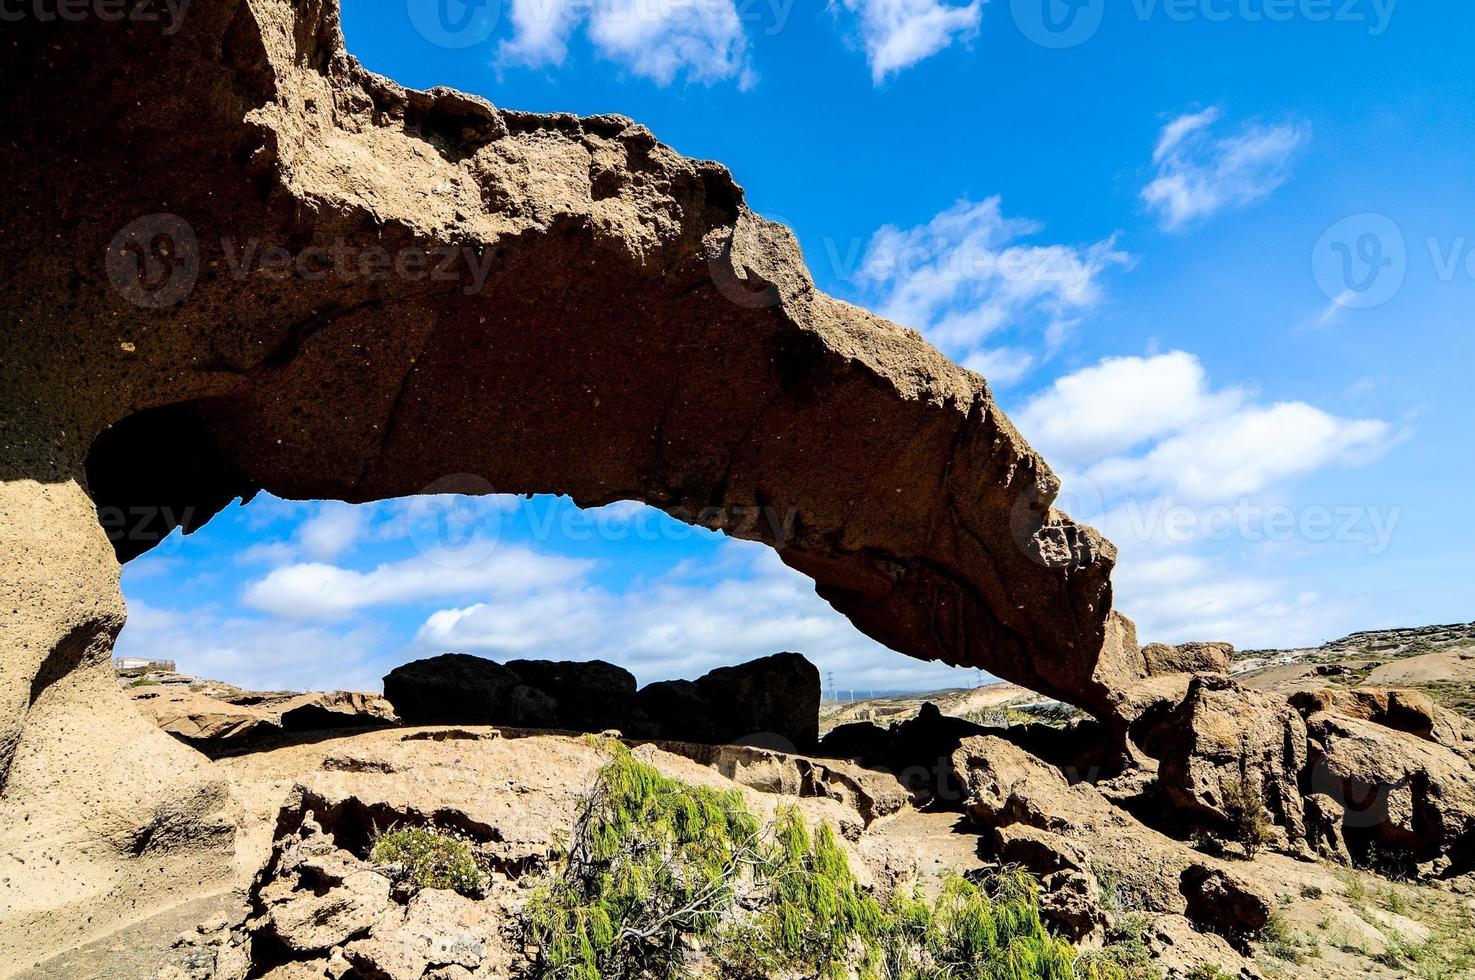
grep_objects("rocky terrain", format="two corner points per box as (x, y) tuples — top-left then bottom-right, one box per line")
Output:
(820, 682), (1078, 734)
(1235, 623), (1475, 718)
(22, 643), (1460, 978)
(2, 0), (1472, 975)
(123, 668), (398, 741)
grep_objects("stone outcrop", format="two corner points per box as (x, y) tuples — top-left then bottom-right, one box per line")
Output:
(2, 1), (1133, 954)
(129, 684), (396, 740)
(279, 692), (400, 733)
(1303, 793), (1353, 865)
(383, 652), (821, 749)
(1141, 641), (1234, 678)
(820, 702), (1111, 804)
(235, 730), (886, 978)
(1291, 687), (1475, 764)
(641, 652), (822, 750)
(1178, 864), (1272, 939)
(949, 735), (1272, 945)
(1301, 709), (1475, 870)
(1147, 676), (1308, 845)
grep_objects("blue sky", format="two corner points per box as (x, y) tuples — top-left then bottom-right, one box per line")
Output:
(118, 0), (1475, 695)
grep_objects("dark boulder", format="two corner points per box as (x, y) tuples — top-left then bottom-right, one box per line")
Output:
(382, 655), (527, 727)
(384, 655), (636, 731)
(643, 653), (821, 751)
(696, 652), (821, 750)
(385, 652), (820, 749)
(504, 659), (638, 732)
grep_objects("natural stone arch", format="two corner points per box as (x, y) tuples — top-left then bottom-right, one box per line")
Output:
(0, 0), (1138, 963)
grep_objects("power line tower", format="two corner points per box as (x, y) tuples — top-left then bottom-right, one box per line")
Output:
(825, 672), (836, 703)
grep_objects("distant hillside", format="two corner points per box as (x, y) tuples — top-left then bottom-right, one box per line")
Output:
(819, 681), (1080, 734)
(1236, 622), (1475, 717)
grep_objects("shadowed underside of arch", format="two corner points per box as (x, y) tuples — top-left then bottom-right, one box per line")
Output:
(0, 0), (1139, 963)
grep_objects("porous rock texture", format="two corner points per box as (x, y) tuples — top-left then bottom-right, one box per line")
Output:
(0, 0), (1128, 962)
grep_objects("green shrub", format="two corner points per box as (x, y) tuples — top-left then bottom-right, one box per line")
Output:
(522, 746), (1093, 980)
(1220, 777), (1273, 859)
(1260, 911), (1302, 963)
(1183, 966), (1228, 980)
(524, 747), (767, 980)
(877, 871), (1082, 980)
(369, 826), (485, 897)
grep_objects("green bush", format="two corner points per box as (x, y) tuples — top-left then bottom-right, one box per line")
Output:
(524, 747), (765, 980)
(370, 826), (485, 897)
(1220, 777), (1273, 859)
(522, 746), (1095, 980)
(1260, 911), (1302, 964)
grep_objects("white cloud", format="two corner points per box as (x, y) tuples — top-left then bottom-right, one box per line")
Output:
(501, 0), (751, 86)
(1087, 400), (1391, 502)
(852, 197), (1131, 383)
(243, 546), (593, 619)
(1016, 351), (1247, 468)
(414, 539), (985, 691)
(1016, 351), (1391, 503)
(1111, 555), (1345, 649)
(116, 600), (392, 692)
(296, 502), (370, 561)
(839, 0), (982, 82)
(1142, 107), (1310, 231)
(1013, 351), (1397, 649)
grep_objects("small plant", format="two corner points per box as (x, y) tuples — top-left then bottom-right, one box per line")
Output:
(1381, 883), (1409, 915)
(1259, 911), (1302, 964)
(1184, 966), (1228, 980)
(524, 746), (765, 980)
(1073, 913), (1160, 980)
(369, 825), (485, 897)
(1299, 883), (1323, 900)
(128, 677), (160, 688)
(1338, 867), (1369, 905)
(1220, 776), (1273, 859)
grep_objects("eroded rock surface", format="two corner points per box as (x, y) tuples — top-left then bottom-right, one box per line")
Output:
(1149, 676), (1308, 846)
(0, 0), (1128, 958)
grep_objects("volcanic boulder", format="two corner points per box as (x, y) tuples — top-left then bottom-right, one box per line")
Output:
(1141, 641), (1234, 677)
(383, 655), (636, 732)
(1148, 676), (1308, 844)
(642, 652), (822, 751)
(385, 653), (820, 751)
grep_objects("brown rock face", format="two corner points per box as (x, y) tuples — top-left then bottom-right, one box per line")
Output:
(949, 735), (1270, 952)
(1302, 710), (1475, 868)
(1148, 676), (1308, 844)
(0, 0), (1125, 958)
(1141, 641), (1234, 677)
(1291, 687), (1475, 764)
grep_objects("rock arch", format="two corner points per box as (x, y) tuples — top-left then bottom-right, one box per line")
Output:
(0, 0), (1134, 962)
